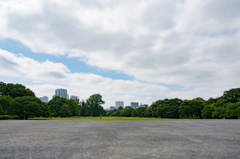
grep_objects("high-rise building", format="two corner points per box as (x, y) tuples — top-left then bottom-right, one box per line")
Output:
(39, 96), (48, 103)
(70, 95), (79, 100)
(115, 101), (124, 109)
(130, 102), (139, 108)
(110, 106), (116, 110)
(53, 88), (69, 99)
(138, 103), (149, 108)
(125, 106), (131, 109)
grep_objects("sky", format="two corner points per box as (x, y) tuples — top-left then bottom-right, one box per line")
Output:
(0, 0), (240, 108)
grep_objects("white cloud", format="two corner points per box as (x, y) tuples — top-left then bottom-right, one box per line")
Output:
(0, 49), (170, 107)
(0, 0), (240, 106)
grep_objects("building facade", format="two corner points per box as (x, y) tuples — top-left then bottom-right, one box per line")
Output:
(39, 96), (49, 103)
(115, 101), (124, 109)
(110, 106), (116, 110)
(53, 88), (69, 99)
(138, 104), (149, 108)
(130, 102), (139, 107)
(70, 95), (79, 100)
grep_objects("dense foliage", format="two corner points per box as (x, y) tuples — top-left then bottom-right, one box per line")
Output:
(1, 81), (240, 119)
(106, 88), (240, 119)
(86, 94), (106, 117)
(0, 81), (106, 119)
(0, 82), (35, 98)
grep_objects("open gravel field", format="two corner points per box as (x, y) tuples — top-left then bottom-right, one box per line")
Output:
(0, 120), (240, 159)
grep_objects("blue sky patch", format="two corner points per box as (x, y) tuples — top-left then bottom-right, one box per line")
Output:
(0, 38), (133, 80)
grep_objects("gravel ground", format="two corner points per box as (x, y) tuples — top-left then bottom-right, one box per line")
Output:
(0, 120), (240, 159)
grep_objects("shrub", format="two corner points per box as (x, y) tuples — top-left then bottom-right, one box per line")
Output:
(12, 115), (20, 119)
(0, 115), (11, 120)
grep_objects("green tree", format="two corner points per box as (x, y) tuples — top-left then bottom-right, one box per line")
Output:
(149, 100), (162, 118)
(201, 104), (215, 119)
(23, 102), (41, 117)
(132, 107), (146, 117)
(225, 102), (238, 118)
(193, 97), (205, 103)
(223, 88), (240, 103)
(58, 104), (72, 117)
(212, 107), (226, 119)
(118, 106), (123, 111)
(8, 96), (49, 118)
(150, 98), (182, 118)
(234, 103), (240, 117)
(86, 94), (105, 117)
(0, 82), (35, 98)
(106, 110), (115, 116)
(234, 102), (240, 117)
(68, 99), (79, 116)
(215, 99), (228, 108)
(80, 100), (90, 116)
(98, 106), (106, 116)
(0, 105), (4, 115)
(113, 110), (122, 117)
(205, 97), (218, 106)
(179, 99), (204, 118)
(0, 96), (12, 114)
(48, 96), (68, 116)
(40, 102), (51, 117)
(144, 107), (152, 117)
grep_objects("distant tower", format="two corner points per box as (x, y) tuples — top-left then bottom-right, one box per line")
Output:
(39, 96), (49, 103)
(115, 101), (124, 109)
(70, 95), (79, 100)
(53, 88), (69, 99)
(130, 102), (139, 108)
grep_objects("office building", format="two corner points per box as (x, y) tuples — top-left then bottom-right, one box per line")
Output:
(130, 102), (139, 108)
(110, 106), (116, 110)
(53, 88), (69, 99)
(39, 96), (48, 103)
(125, 106), (131, 109)
(70, 95), (79, 100)
(139, 103), (149, 108)
(115, 101), (124, 109)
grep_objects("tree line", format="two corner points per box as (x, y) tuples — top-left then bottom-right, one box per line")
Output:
(1, 81), (240, 119)
(0, 81), (105, 119)
(107, 89), (240, 119)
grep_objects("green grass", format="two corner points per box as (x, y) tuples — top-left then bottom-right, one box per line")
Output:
(30, 117), (179, 121)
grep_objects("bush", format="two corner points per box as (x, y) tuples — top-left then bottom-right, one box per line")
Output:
(12, 115), (20, 119)
(0, 115), (11, 120)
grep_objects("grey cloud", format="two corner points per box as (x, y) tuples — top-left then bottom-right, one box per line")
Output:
(0, 55), (19, 71)
(2, 0), (240, 90)
(142, 1), (181, 30)
(6, 1), (134, 55)
(43, 71), (67, 79)
(203, 0), (240, 21)
(75, 0), (103, 8)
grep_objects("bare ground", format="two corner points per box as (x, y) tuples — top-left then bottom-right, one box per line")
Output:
(0, 120), (240, 159)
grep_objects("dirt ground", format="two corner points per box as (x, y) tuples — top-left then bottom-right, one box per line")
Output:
(0, 120), (239, 159)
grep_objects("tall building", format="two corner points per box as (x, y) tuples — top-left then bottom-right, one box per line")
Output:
(125, 106), (131, 109)
(110, 106), (116, 110)
(39, 96), (48, 103)
(53, 88), (69, 99)
(115, 101), (124, 109)
(130, 102), (139, 108)
(70, 95), (79, 100)
(138, 103), (149, 108)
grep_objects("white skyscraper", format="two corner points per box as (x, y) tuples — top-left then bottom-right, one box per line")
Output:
(115, 101), (124, 109)
(53, 88), (69, 99)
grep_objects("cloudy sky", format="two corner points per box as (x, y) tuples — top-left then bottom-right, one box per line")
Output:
(0, 0), (240, 108)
